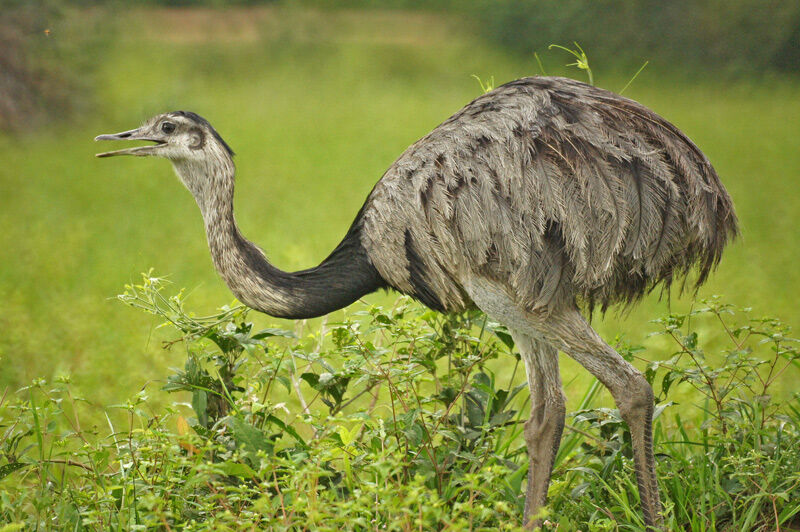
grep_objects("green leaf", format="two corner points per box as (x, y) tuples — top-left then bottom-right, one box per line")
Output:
(465, 394), (485, 428)
(0, 462), (30, 481)
(300, 372), (319, 388)
(265, 414), (307, 448)
(192, 390), (209, 428)
(373, 313), (393, 325)
(276, 375), (292, 393)
(252, 328), (296, 339)
(436, 387), (458, 407)
(493, 329), (515, 350)
(223, 416), (274, 456)
(338, 423), (362, 446)
(684, 331), (698, 349)
(489, 410), (515, 427)
(652, 402), (674, 421)
(219, 460), (256, 479)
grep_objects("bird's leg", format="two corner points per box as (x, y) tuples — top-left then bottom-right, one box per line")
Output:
(617, 375), (661, 530)
(510, 331), (566, 529)
(540, 310), (663, 530)
(463, 278), (661, 528)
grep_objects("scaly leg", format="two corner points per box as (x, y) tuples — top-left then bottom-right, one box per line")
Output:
(464, 277), (663, 529)
(510, 331), (566, 529)
(539, 310), (663, 530)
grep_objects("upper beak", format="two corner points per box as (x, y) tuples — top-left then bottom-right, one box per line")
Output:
(94, 128), (165, 158)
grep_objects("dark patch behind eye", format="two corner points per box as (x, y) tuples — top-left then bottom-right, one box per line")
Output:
(188, 126), (205, 150)
(171, 110), (235, 156)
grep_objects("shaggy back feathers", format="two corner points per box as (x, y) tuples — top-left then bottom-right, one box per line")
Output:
(359, 76), (738, 313)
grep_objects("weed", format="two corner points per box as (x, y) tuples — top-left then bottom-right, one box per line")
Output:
(548, 42), (594, 85)
(1, 275), (798, 530)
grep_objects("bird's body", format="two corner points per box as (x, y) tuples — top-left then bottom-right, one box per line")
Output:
(96, 76), (737, 529)
(360, 77), (735, 314)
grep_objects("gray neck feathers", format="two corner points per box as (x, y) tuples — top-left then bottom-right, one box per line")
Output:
(176, 151), (386, 319)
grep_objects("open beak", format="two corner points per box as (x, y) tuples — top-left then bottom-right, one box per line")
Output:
(94, 128), (166, 158)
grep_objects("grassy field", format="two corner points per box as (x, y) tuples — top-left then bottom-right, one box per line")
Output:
(1, 5), (799, 414)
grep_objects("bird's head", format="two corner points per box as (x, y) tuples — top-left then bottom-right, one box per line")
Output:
(95, 111), (235, 199)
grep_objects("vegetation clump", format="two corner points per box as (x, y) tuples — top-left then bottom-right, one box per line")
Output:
(1, 274), (799, 530)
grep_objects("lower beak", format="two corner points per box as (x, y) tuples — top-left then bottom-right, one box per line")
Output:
(94, 128), (165, 158)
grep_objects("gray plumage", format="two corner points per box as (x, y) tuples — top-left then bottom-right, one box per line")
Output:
(361, 76), (736, 315)
(96, 75), (738, 529)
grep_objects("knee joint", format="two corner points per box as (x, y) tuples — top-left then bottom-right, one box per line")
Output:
(616, 374), (654, 420)
(524, 394), (566, 443)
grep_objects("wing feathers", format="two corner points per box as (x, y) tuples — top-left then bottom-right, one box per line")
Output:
(361, 76), (738, 313)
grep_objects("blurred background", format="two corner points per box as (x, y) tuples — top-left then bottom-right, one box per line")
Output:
(1, 0), (798, 409)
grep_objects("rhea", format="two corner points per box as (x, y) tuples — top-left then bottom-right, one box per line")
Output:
(96, 76), (737, 529)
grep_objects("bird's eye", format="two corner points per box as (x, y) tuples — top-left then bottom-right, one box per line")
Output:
(161, 122), (176, 134)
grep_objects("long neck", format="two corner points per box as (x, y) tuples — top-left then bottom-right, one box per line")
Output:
(190, 159), (386, 319)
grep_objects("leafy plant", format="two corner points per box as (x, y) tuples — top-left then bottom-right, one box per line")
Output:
(549, 42), (594, 85)
(1, 274), (798, 530)
(546, 299), (800, 530)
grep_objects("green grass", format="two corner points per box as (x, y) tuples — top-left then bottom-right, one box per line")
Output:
(1, 279), (798, 530)
(0, 5), (799, 416)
